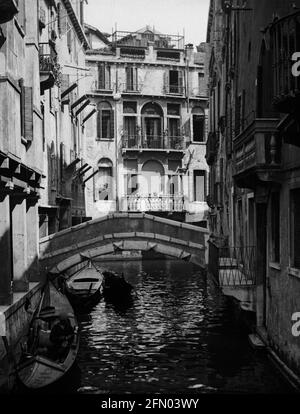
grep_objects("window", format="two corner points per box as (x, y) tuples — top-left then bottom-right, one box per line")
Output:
(271, 192), (280, 263)
(97, 102), (114, 139)
(141, 103), (163, 149)
(124, 117), (137, 147)
(125, 159), (138, 195)
(193, 170), (206, 202)
(290, 189), (300, 269)
(123, 101), (137, 113)
(167, 70), (183, 94)
(167, 104), (180, 116)
(126, 174), (139, 195)
(197, 73), (204, 95)
(125, 67), (138, 91)
(98, 63), (111, 90)
(20, 80), (33, 142)
(192, 107), (205, 142)
(96, 158), (113, 201)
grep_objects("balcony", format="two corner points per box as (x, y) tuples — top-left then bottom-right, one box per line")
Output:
(122, 195), (185, 213)
(233, 119), (281, 189)
(205, 131), (218, 165)
(0, 0), (18, 24)
(164, 85), (185, 96)
(270, 10), (300, 113)
(119, 83), (141, 94)
(39, 42), (58, 94)
(91, 80), (113, 93)
(122, 134), (185, 153)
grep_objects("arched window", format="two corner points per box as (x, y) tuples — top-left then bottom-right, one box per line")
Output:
(192, 106), (205, 143)
(97, 101), (114, 140)
(141, 160), (164, 196)
(95, 158), (113, 201)
(141, 102), (164, 148)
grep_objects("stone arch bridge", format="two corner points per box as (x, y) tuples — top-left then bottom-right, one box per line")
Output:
(39, 213), (209, 277)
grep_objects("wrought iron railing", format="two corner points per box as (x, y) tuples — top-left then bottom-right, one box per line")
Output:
(122, 195), (185, 212)
(164, 85), (185, 95)
(39, 42), (57, 73)
(119, 82), (141, 93)
(122, 134), (185, 150)
(92, 80), (113, 91)
(208, 242), (256, 287)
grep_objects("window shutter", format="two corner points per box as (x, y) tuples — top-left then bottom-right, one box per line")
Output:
(163, 71), (169, 93)
(97, 110), (101, 138)
(135, 67), (138, 90)
(126, 67), (131, 90)
(110, 110), (115, 139)
(178, 70), (183, 93)
(106, 65), (111, 89)
(24, 86), (33, 141)
(98, 63), (105, 89)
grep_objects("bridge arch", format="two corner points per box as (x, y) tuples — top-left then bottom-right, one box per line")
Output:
(39, 213), (209, 278)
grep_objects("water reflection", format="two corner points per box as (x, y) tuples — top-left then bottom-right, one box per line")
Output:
(76, 259), (294, 394)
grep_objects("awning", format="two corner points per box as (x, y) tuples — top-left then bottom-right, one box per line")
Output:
(81, 108), (97, 126)
(61, 82), (78, 100)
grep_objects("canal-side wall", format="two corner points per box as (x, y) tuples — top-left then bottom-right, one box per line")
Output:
(0, 283), (42, 389)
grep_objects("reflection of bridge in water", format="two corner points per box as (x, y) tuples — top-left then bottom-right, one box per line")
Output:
(39, 213), (209, 277)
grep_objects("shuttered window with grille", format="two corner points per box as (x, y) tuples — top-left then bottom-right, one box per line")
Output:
(20, 83), (33, 142)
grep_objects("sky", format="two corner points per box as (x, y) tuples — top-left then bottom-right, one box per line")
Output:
(84, 0), (210, 46)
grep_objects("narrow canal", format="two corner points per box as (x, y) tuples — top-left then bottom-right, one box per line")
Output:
(74, 259), (293, 394)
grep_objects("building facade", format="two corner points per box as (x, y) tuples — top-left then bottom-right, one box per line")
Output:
(38, 0), (90, 238)
(206, 0), (300, 381)
(0, 0), (43, 306)
(0, 0), (89, 387)
(83, 25), (209, 225)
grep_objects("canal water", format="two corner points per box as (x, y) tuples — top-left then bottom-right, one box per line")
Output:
(74, 259), (293, 395)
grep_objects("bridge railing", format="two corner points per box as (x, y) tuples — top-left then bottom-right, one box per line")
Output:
(208, 242), (256, 287)
(121, 195), (186, 212)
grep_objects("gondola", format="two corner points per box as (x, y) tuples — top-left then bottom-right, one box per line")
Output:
(16, 282), (79, 390)
(64, 261), (104, 311)
(102, 270), (133, 301)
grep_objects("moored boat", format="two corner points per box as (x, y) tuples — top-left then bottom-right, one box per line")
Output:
(102, 270), (133, 301)
(64, 262), (104, 311)
(16, 282), (79, 389)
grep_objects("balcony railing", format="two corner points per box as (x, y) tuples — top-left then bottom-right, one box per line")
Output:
(233, 118), (281, 189)
(164, 85), (185, 95)
(122, 195), (185, 212)
(208, 241), (256, 287)
(39, 42), (57, 93)
(91, 80), (113, 92)
(119, 83), (141, 93)
(39, 42), (57, 73)
(270, 10), (300, 113)
(122, 135), (185, 151)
